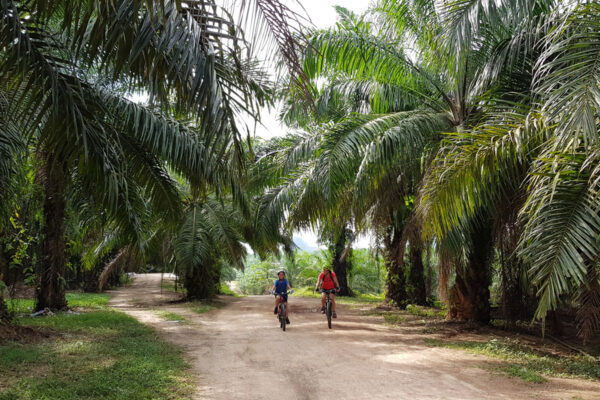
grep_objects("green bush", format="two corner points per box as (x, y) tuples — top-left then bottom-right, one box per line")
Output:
(348, 249), (385, 294)
(237, 249), (386, 296)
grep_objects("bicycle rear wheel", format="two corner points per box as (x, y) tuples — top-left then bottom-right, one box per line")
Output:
(326, 300), (332, 329)
(280, 303), (286, 331)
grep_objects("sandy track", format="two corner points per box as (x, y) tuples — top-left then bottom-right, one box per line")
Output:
(108, 274), (599, 400)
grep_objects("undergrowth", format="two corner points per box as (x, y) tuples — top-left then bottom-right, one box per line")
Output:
(425, 338), (600, 382)
(0, 310), (194, 399)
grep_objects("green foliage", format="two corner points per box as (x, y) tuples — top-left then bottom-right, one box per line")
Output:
(349, 249), (386, 294)
(425, 338), (600, 381)
(294, 286), (384, 304)
(189, 302), (220, 314)
(237, 249), (385, 296)
(238, 258), (281, 295)
(494, 364), (546, 384)
(155, 311), (190, 324)
(0, 310), (193, 399)
(7, 292), (110, 314)
(218, 283), (240, 297)
(383, 313), (406, 325)
(405, 304), (446, 319)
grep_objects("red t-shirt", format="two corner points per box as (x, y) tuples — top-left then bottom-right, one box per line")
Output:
(319, 271), (337, 290)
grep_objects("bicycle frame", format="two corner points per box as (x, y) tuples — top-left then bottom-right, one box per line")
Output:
(320, 289), (336, 329)
(273, 290), (292, 331)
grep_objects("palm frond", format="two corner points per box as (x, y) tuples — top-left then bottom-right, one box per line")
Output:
(535, 2), (600, 148)
(520, 144), (600, 320)
(419, 110), (543, 239)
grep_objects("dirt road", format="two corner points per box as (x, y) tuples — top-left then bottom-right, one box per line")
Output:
(108, 274), (599, 400)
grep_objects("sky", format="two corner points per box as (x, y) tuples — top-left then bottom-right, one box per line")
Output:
(252, 0), (371, 142)
(271, 1), (373, 250)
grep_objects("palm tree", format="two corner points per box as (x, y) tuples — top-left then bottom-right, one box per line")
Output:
(416, 0), (600, 337)
(0, 0), (305, 310)
(291, 4), (468, 307)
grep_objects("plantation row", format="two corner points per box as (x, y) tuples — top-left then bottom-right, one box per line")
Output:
(1, 0), (600, 346)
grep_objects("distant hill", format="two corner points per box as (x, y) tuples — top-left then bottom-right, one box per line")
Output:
(292, 236), (319, 252)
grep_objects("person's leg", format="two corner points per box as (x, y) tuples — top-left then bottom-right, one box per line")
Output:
(321, 292), (326, 312)
(275, 295), (281, 314)
(330, 293), (336, 311)
(284, 298), (290, 323)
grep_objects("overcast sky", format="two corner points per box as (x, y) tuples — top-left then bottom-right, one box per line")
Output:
(252, 1), (371, 142)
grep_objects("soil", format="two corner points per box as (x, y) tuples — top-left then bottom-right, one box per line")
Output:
(108, 273), (600, 400)
(0, 324), (53, 344)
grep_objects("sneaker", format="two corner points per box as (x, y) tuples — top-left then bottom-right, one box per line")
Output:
(286, 318), (290, 324)
(274, 307), (278, 314)
(332, 312), (337, 318)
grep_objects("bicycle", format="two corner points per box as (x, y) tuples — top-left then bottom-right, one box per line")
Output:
(318, 288), (338, 329)
(271, 289), (293, 331)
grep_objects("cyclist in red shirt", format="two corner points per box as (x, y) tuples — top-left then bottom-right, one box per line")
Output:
(315, 267), (340, 318)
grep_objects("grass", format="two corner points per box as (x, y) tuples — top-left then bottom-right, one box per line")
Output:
(362, 303), (446, 327)
(0, 310), (194, 400)
(405, 304), (446, 318)
(155, 311), (190, 324)
(218, 283), (242, 297)
(383, 313), (406, 325)
(189, 301), (220, 314)
(362, 310), (407, 325)
(493, 364), (547, 383)
(7, 292), (110, 314)
(160, 279), (185, 294)
(160, 280), (242, 297)
(294, 286), (384, 304)
(425, 338), (600, 382)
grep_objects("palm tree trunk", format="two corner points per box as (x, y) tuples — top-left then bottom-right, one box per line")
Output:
(36, 158), (68, 311)
(331, 227), (352, 296)
(0, 244), (8, 287)
(384, 228), (407, 307)
(498, 220), (531, 324)
(0, 242), (12, 323)
(448, 223), (493, 323)
(407, 243), (427, 305)
(184, 261), (219, 300)
(98, 248), (128, 292)
(0, 295), (9, 324)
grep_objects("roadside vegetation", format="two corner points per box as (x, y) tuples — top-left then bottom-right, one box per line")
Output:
(155, 311), (190, 324)
(0, 309), (193, 400)
(1, 0), (600, 397)
(7, 293), (110, 314)
(425, 338), (600, 383)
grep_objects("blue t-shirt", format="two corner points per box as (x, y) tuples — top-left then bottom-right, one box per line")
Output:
(274, 278), (289, 294)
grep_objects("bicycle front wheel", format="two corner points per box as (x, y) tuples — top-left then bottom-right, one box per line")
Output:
(326, 300), (332, 329)
(280, 303), (286, 331)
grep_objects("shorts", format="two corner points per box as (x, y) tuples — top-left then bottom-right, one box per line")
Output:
(275, 293), (288, 302)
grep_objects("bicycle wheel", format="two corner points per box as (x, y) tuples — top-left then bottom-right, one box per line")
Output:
(326, 300), (332, 329)
(280, 303), (286, 331)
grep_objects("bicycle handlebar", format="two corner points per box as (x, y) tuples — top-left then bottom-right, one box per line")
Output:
(317, 288), (339, 294)
(271, 290), (293, 295)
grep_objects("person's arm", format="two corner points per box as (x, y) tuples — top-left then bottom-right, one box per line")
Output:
(315, 276), (322, 291)
(286, 279), (292, 290)
(333, 276), (341, 290)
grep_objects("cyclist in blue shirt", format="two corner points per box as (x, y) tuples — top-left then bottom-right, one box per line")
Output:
(271, 270), (291, 324)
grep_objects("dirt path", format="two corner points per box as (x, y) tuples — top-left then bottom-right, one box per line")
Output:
(108, 274), (599, 400)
